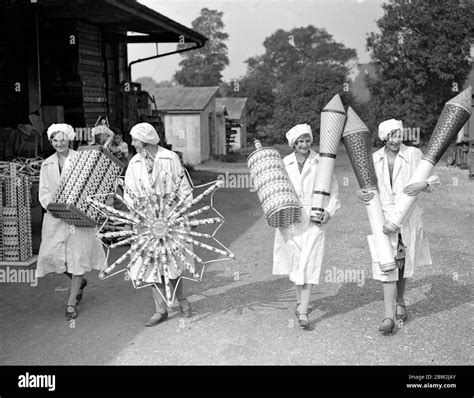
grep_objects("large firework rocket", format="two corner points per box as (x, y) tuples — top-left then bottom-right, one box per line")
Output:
(384, 87), (472, 233)
(247, 140), (302, 228)
(312, 94), (346, 222)
(88, 169), (234, 306)
(342, 107), (396, 273)
(47, 145), (124, 227)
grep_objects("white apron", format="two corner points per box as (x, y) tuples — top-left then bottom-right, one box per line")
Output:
(273, 150), (341, 285)
(372, 144), (435, 282)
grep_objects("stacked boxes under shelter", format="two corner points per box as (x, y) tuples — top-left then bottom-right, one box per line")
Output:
(0, 163), (33, 262)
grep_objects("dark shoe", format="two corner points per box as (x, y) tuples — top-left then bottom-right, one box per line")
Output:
(297, 312), (309, 329)
(66, 305), (77, 320)
(396, 304), (408, 322)
(378, 318), (395, 334)
(145, 311), (168, 327)
(76, 278), (88, 304)
(178, 299), (192, 318)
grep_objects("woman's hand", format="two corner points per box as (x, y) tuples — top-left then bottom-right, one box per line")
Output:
(356, 189), (374, 204)
(382, 224), (397, 235)
(310, 211), (330, 225)
(319, 210), (330, 225)
(403, 181), (428, 196)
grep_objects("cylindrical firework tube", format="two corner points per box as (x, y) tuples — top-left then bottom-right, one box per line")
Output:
(168, 181), (220, 221)
(384, 87), (472, 233)
(365, 191), (396, 271)
(343, 107), (396, 273)
(159, 245), (173, 306)
(383, 160), (432, 232)
(312, 94), (346, 221)
(99, 247), (133, 278)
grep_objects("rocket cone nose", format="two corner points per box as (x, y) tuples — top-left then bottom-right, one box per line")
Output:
(342, 107), (369, 136)
(323, 94), (345, 114)
(447, 86), (472, 112)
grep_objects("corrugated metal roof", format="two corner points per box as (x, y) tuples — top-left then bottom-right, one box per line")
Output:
(216, 98), (247, 119)
(153, 87), (220, 111)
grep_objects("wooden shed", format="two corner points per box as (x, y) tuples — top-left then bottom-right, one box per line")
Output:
(0, 0), (207, 159)
(153, 87), (226, 165)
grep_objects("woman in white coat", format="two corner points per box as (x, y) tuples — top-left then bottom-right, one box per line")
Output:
(357, 119), (439, 333)
(124, 122), (193, 327)
(36, 124), (106, 320)
(273, 124), (340, 328)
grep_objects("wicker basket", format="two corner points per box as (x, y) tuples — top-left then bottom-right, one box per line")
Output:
(247, 140), (301, 228)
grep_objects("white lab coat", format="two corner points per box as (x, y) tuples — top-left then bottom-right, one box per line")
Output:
(36, 151), (106, 277)
(372, 144), (436, 282)
(273, 150), (341, 285)
(124, 147), (192, 282)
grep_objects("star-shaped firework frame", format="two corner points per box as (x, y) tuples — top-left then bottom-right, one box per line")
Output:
(87, 167), (234, 306)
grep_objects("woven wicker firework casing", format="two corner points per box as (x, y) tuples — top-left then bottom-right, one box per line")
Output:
(247, 141), (301, 228)
(320, 95), (346, 155)
(47, 145), (124, 227)
(423, 88), (472, 165)
(343, 107), (396, 273)
(384, 87), (472, 233)
(342, 107), (378, 190)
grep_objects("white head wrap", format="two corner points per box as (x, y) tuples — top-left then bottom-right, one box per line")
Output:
(130, 122), (160, 145)
(91, 125), (114, 138)
(378, 119), (403, 141)
(47, 123), (76, 140)
(286, 124), (313, 147)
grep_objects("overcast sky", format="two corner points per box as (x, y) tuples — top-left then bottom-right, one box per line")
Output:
(129, 0), (386, 85)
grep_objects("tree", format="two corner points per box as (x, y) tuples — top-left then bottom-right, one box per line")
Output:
(247, 26), (356, 90)
(135, 76), (159, 91)
(229, 72), (277, 140)
(174, 8), (229, 87)
(156, 79), (177, 88)
(242, 25), (357, 141)
(273, 64), (354, 140)
(135, 77), (178, 93)
(366, 0), (474, 143)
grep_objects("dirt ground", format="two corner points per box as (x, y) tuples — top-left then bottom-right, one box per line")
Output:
(0, 145), (472, 365)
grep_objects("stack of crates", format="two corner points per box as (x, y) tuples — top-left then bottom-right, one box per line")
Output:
(0, 163), (33, 263)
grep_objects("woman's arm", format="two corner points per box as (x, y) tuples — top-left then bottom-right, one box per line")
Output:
(123, 162), (139, 205)
(170, 155), (193, 203)
(38, 165), (53, 210)
(404, 148), (440, 195)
